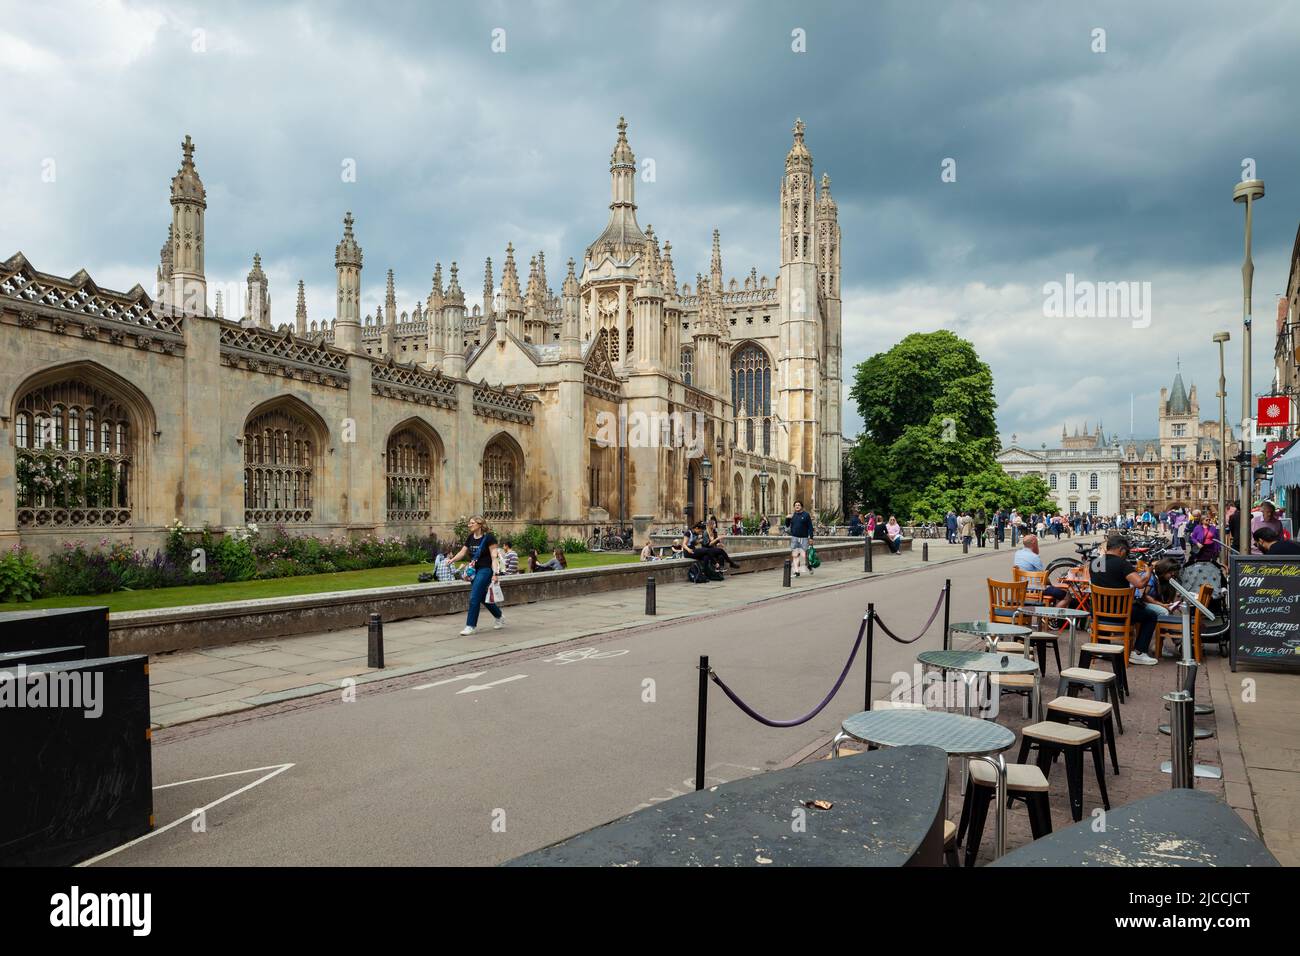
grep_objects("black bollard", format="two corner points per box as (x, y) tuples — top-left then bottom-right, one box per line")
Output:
(942, 579), (952, 652)
(922, 541), (929, 562)
(1012, 526), (1019, 546)
(993, 533), (999, 550)
(695, 655), (709, 791)
(783, 560), (792, 587)
(645, 576), (656, 615)
(367, 613), (385, 669)
(864, 536), (873, 573)
(864, 604), (875, 712)
(963, 539), (969, 554)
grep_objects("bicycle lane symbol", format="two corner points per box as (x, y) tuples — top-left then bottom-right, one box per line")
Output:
(541, 647), (631, 665)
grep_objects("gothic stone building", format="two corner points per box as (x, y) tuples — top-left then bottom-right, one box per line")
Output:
(1119, 372), (1237, 515)
(0, 119), (843, 555)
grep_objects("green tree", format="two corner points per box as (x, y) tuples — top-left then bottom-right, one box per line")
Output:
(847, 331), (1001, 517)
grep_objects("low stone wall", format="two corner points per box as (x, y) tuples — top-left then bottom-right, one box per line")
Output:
(108, 537), (909, 656)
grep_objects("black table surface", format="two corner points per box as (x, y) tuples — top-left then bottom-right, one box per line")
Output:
(506, 745), (949, 867)
(990, 789), (1279, 867)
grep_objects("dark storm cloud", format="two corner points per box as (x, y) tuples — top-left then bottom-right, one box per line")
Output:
(1, 0), (1297, 445)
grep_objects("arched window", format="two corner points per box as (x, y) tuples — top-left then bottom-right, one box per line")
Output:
(781, 479), (789, 517)
(244, 405), (316, 523)
(1069, 473), (1078, 491)
(1049, 473), (1057, 490)
(680, 346), (694, 386)
(1089, 472), (1099, 491)
(15, 378), (134, 527)
(386, 426), (436, 522)
(731, 344), (772, 456)
(733, 473), (744, 518)
(482, 435), (521, 520)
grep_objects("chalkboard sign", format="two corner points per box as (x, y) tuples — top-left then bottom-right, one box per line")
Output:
(1229, 552), (1300, 671)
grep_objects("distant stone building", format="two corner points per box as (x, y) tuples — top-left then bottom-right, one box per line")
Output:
(1119, 371), (1237, 515)
(997, 423), (1122, 517)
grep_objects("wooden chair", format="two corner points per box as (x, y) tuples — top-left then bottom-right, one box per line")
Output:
(1012, 567), (1048, 606)
(988, 578), (1029, 625)
(1154, 584), (1213, 662)
(1088, 583), (1134, 657)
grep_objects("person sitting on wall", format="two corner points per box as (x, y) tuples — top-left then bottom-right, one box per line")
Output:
(885, 515), (903, 554)
(682, 522), (727, 580)
(640, 540), (656, 562)
(848, 511), (864, 536)
(707, 519), (741, 570)
(499, 539), (520, 575)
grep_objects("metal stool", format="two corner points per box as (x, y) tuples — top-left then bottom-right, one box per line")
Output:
(1057, 666), (1124, 734)
(1046, 695), (1119, 774)
(1026, 630), (1063, 675)
(1018, 721), (1110, 822)
(1078, 641), (1129, 699)
(957, 762), (1052, 866)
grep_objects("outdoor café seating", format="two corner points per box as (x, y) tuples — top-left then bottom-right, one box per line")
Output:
(1018, 721), (1110, 823)
(1154, 583), (1213, 662)
(1057, 666), (1124, 734)
(990, 577), (1062, 673)
(957, 760), (1052, 867)
(1082, 583), (1133, 696)
(1045, 695), (1119, 773)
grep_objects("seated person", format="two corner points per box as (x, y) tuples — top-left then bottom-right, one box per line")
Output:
(433, 549), (457, 582)
(640, 540), (656, 562)
(706, 521), (741, 569)
(682, 522), (727, 579)
(499, 539), (520, 575)
(528, 548), (568, 573)
(758, 516), (770, 536)
(1253, 525), (1300, 555)
(1089, 533), (1158, 666)
(1012, 534), (1068, 606)
(885, 515), (903, 553)
(848, 512), (865, 536)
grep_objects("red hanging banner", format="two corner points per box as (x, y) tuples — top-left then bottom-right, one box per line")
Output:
(1257, 395), (1292, 427)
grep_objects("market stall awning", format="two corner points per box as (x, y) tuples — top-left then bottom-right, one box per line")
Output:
(1270, 440), (1300, 490)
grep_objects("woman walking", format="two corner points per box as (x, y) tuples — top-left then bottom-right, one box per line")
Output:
(447, 514), (504, 635)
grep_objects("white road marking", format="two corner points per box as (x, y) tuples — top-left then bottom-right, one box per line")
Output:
(413, 672), (486, 690)
(541, 647), (630, 665)
(456, 674), (528, 694)
(76, 763), (295, 866)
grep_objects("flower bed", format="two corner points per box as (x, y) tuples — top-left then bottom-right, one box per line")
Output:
(0, 523), (442, 602)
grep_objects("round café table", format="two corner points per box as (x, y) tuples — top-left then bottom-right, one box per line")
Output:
(1015, 605), (1090, 670)
(916, 649), (1042, 723)
(831, 708), (1018, 859)
(948, 620), (1031, 654)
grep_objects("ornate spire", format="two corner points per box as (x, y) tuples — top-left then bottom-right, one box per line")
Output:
(335, 211), (362, 268)
(785, 117), (812, 171)
(446, 262), (464, 304)
(525, 255), (540, 304)
(661, 240), (677, 293)
(295, 280), (306, 319)
(482, 256), (495, 318)
(170, 134), (206, 205)
(384, 268), (397, 326)
(563, 257), (578, 296)
(214, 289), (224, 318)
(710, 229), (723, 292)
(587, 116), (646, 260)
(536, 251), (548, 298)
(819, 172), (836, 210)
(501, 242), (521, 299)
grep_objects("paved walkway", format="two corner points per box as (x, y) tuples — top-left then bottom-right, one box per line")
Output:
(1212, 657), (1300, 866)
(146, 538), (996, 727)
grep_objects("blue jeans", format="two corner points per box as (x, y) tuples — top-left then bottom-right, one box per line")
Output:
(467, 567), (501, 627)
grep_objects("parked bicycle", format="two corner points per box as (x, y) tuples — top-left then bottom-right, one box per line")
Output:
(586, 525), (633, 551)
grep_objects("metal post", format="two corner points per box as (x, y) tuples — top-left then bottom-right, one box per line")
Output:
(922, 541), (929, 562)
(993, 532), (999, 550)
(782, 560), (791, 587)
(864, 534), (873, 572)
(1165, 689), (1195, 788)
(695, 655), (709, 791)
(963, 538), (969, 554)
(1236, 179), (1264, 554)
(942, 579), (952, 652)
(1012, 526), (1019, 546)
(645, 576), (656, 615)
(864, 604), (875, 712)
(367, 613), (384, 669)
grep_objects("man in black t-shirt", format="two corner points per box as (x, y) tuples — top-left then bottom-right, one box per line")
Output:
(1090, 533), (1158, 665)
(1253, 525), (1300, 555)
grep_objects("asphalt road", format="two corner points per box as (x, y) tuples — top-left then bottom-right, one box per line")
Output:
(87, 538), (1082, 867)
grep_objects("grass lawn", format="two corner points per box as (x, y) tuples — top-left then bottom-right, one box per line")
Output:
(0, 551), (640, 614)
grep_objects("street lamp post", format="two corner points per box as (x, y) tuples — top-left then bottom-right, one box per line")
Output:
(701, 455), (712, 522)
(1214, 331), (1231, 545)
(758, 467), (769, 518)
(1235, 178), (1264, 553)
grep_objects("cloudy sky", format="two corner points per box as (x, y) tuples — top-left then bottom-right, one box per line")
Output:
(3, 0), (1298, 449)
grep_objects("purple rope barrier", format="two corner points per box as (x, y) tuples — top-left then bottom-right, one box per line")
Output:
(709, 614), (868, 728)
(873, 587), (947, 644)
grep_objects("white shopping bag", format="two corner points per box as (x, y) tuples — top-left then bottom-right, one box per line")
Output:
(489, 579), (505, 604)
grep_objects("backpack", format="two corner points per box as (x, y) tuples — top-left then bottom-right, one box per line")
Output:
(687, 563), (707, 584)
